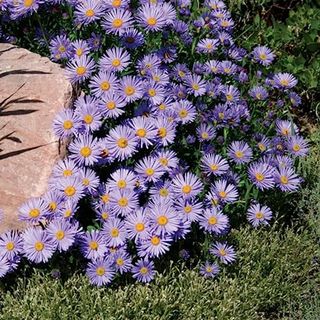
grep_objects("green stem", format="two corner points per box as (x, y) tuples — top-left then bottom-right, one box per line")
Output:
(35, 13), (49, 50)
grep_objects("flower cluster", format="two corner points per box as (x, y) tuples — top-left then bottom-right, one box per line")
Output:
(0, 0), (308, 285)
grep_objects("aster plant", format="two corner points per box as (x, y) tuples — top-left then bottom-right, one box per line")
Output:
(0, 0), (309, 285)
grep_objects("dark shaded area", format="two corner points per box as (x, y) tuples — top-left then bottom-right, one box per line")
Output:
(0, 69), (51, 78)
(0, 144), (45, 160)
(0, 45), (17, 56)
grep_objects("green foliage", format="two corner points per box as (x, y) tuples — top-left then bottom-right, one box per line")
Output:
(0, 223), (319, 320)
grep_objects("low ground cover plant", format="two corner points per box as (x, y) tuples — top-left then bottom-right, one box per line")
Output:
(0, 0), (310, 287)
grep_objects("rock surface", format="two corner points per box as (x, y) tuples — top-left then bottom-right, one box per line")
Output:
(0, 43), (73, 233)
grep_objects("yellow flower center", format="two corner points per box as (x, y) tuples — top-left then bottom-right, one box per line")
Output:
(159, 157), (168, 166)
(55, 230), (65, 240)
(201, 132), (209, 139)
(24, 0), (33, 7)
(58, 45), (66, 53)
(96, 267), (105, 276)
(100, 81), (110, 91)
(29, 209), (40, 218)
(147, 17), (157, 26)
(65, 186), (76, 197)
(255, 173), (265, 181)
(140, 267), (148, 274)
(221, 20), (229, 27)
(89, 241), (98, 250)
(111, 228), (119, 237)
(259, 53), (267, 60)
(182, 185), (192, 194)
(280, 79), (289, 87)
(184, 206), (192, 214)
(118, 197), (128, 207)
(112, 58), (121, 67)
(136, 128), (146, 137)
(85, 9), (95, 17)
(83, 178), (90, 186)
(6, 242), (15, 251)
(157, 215), (168, 226)
(145, 168), (155, 176)
(280, 176), (288, 184)
(80, 146), (92, 157)
(76, 48), (83, 57)
(124, 86), (135, 96)
(281, 129), (289, 136)
(151, 236), (160, 245)
(116, 258), (124, 266)
(255, 212), (264, 219)
(218, 112), (224, 119)
(226, 94), (233, 101)
(258, 143), (266, 151)
(101, 212), (109, 220)
(192, 83), (199, 91)
(117, 138), (128, 148)
(206, 266), (213, 273)
(117, 179), (127, 189)
(208, 216), (217, 225)
(64, 209), (72, 218)
(112, 18), (123, 28)
(49, 202), (57, 211)
(179, 109), (188, 118)
(148, 89), (156, 97)
(210, 164), (219, 171)
(293, 144), (301, 152)
(76, 66), (86, 76)
(63, 169), (72, 177)
(159, 188), (169, 197)
(235, 151), (244, 158)
(83, 114), (93, 124)
(158, 128), (167, 138)
(101, 194), (110, 203)
(219, 191), (227, 198)
(219, 248), (226, 256)
(106, 101), (116, 110)
(35, 241), (44, 251)
(159, 103), (166, 110)
(178, 70), (185, 78)
(135, 223), (145, 232)
(63, 120), (73, 130)
(112, 0), (121, 7)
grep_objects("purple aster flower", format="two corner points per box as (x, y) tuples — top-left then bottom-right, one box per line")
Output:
(75, 0), (104, 25)
(102, 217), (127, 247)
(49, 35), (73, 61)
(154, 117), (176, 147)
(219, 60), (237, 75)
(205, 60), (220, 74)
(289, 92), (302, 107)
(43, 190), (65, 217)
(249, 85), (269, 100)
(196, 123), (216, 142)
(137, 4), (167, 32)
(138, 234), (172, 258)
(147, 200), (180, 235)
(201, 153), (229, 176)
(132, 258), (155, 283)
(65, 56), (95, 84)
(120, 28), (145, 49)
(22, 228), (55, 263)
(0, 256), (9, 277)
(102, 8), (133, 35)
(99, 47), (131, 73)
(197, 38), (219, 53)
(137, 53), (161, 75)
(149, 180), (174, 202)
(287, 135), (309, 157)
(135, 156), (165, 183)
(105, 125), (138, 161)
(276, 120), (298, 137)
(222, 85), (240, 103)
(155, 149), (179, 171)
(68, 135), (101, 167)
(144, 81), (166, 105)
(98, 92), (126, 119)
(86, 258), (116, 286)
(199, 261), (220, 278)
(108, 168), (137, 191)
(102, 0), (129, 10)
(199, 207), (229, 234)
(248, 162), (275, 190)
(273, 72), (298, 89)
(72, 40), (90, 58)
(173, 99), (197, 124)
(247, 203), (272, 228)
(228, 141), (253, 164)
(52, 109), (82, 139)
(210, 242), (236, 264)
(252, 45), (275, 66)
(113, 251), (132, 274)
(46, 218), (80, 252)
(172, 63), (191, 81)
(129, 116), (157, 148)
(110, 189), (138, 216)
(172, 172), (203, 199)
(79, 230), (107, 260)
(0, 231), (23, 260)
(211, 179), (239, 203)
(256, 135), (271, 153)
(56, 176), (85, 203)
(185, 74), (206, 97)
(51, 158), (80, 180)
(118, 76), (144, 103)
(174, 198), (203, 222)
(274, 167), (301, 192)
(10, 0), (40, 19)
(275, 155), (294, 169)
(126, 208), (150, 241)
(89, 71), (119, 97)
(74, 104), (102, 134)
(87, 32), (102, 51)
(18, 197), (49, 223)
